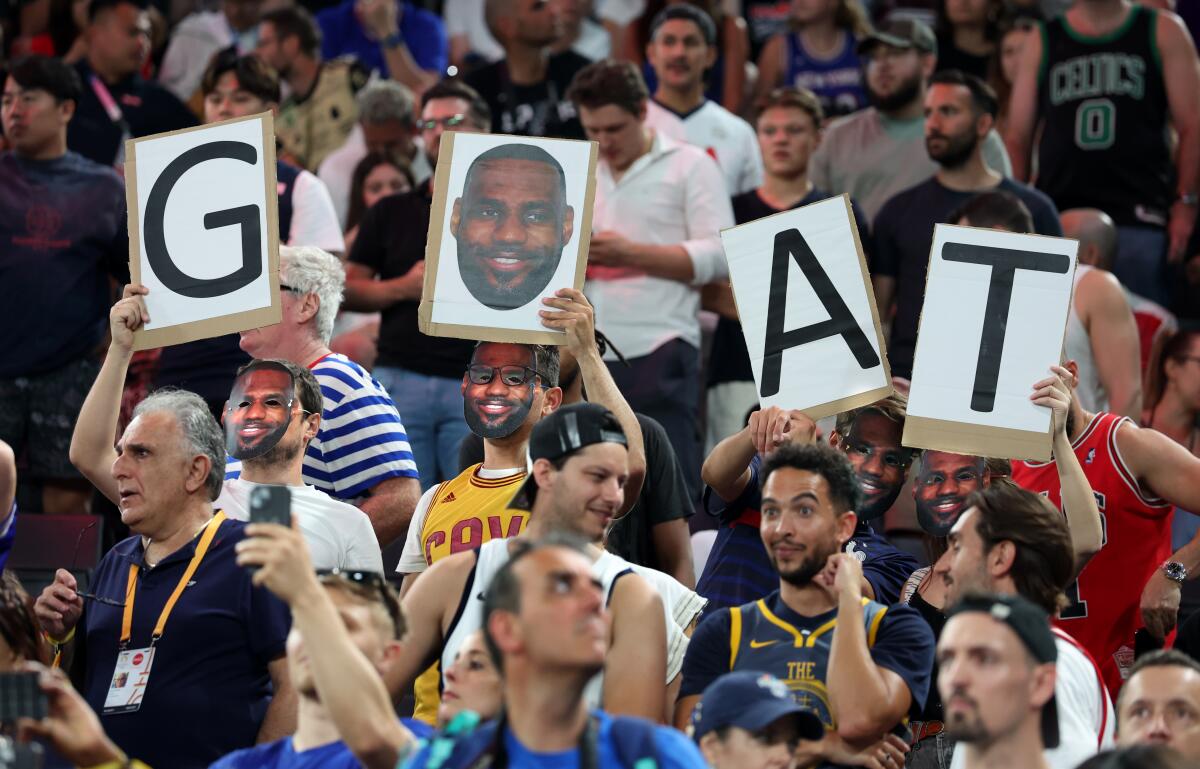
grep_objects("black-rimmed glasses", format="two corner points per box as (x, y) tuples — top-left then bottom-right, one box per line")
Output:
(71, 519), (125, 607)
(467, 365), (545, 387)
(416, 115), (467, 131)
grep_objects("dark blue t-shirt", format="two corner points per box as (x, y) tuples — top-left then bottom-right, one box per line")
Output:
(871, 176), (1062, 378)
(679, 590), (934, 720)
(401, 710), (708, 769)
(78, 518), (291, 769)
(0, 151), (127, 377)
(696, 455), (920, 610)
(210, 719), (432, 768)
(315, 0), (447, 77)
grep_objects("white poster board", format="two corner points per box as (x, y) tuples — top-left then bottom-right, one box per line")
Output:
(904, 224), (1078, 461)
(419, 132), (597, 344)
(720, 194), (892, 420)
(125, 112), (281, 351)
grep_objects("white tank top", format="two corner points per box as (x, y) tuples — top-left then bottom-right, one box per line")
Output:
(1064, 264), (1108, 413)
(440, 540), (707, 707)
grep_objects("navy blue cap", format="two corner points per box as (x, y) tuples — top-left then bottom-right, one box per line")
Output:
(690, 672), (825, 743)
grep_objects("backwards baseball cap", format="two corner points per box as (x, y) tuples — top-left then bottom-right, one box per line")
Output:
(946, 593), (1059, 749)
(508, 402), (628, 511)
(691, 672), (825, 743)
(857, 18), (936, 57)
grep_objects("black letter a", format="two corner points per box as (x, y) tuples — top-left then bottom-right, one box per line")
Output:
(760, 228), (879, 398)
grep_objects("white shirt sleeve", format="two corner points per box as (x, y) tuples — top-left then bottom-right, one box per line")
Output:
(158, 19), (214, 103)
(741, 122), (764, 194)
(290, 171), (347, 254)
(596, 0), (645, 25)
(342, 508), (386, 572)
(396, 486), (437, 574)
(681, 150), (735, 285)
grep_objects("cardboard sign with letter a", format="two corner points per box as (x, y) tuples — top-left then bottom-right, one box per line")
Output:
(904, 224), (1078, 461)
(125, 112), (281, 351)
(720, 194), (892, 419)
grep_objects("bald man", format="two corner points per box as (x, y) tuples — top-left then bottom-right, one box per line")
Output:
(1065, 208), (1179, 385)
(1059, 208), (1144, 419)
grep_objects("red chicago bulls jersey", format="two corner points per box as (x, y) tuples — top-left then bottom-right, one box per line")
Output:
(1012, 412), (1173, 696)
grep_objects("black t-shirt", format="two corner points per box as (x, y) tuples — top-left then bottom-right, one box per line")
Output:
(871, 176), (1062, 378)
(349, 189), (475, 378)
(463, 52), (590, 140)
(457, 412), (692, 569)
(933, 33), (991, 80)
(68, 61), (199, 167)
(708, 188), (871, 387)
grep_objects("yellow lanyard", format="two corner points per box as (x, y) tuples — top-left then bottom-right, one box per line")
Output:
(119, 512), (226, 648)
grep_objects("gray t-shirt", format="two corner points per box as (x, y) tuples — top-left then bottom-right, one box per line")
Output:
(809, 107), (1012, 224)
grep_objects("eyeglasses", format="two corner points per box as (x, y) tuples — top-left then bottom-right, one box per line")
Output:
(278, 284), (304, 293)
(467, 365), (545, 387)
(416, 114), (467, 131)
(316, 569), (404, 638)
(71, 519), (125, 607)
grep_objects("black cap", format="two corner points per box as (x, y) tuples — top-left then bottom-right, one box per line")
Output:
(508, 402), (627, 510)
(947, 594), (1059, 749)
(857, 18), (937, 57)
(691, 672), (825, 743)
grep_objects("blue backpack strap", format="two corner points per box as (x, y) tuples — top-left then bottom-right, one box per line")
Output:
(608, 715), (660, 769)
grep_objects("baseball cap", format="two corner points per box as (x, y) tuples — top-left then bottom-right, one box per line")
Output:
(946, 593), (1060, 749)
(507, 402), (628, 511)
(690, 672), (825, 743)
(650, 4), (717, 46)
(857, 18), (937, 56)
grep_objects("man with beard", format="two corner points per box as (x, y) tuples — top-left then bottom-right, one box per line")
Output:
(71, 301), (383, 572)
(678, 442), (935, 761)
(451, 143), (574, 311)
(393, 404), (671, 723)
(936, 594), (1059, 769)
(913, 451), (989, 538)
(808, 19), (1011, 223)
(937, 484), (1114, 769)
(699, 395), (921, 610)
(871, 70), (1060, 378)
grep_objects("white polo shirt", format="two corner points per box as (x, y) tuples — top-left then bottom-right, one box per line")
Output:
(643, 99), (762, 196)
(586, 130), (734, 359)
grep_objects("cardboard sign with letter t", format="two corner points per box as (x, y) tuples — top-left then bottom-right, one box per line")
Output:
(720, 194), (893, 419)
(904, 224), (1078, 461)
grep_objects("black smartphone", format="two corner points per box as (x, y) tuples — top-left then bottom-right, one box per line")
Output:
(0, 673), (46, 723)
(248, 486), (292, 527)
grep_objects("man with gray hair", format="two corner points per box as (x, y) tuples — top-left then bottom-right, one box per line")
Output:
(234, 245), (422, 548)
(69, 287), (385, 571)
(34, 389), (296, 769)
(318, 79), (432, 228)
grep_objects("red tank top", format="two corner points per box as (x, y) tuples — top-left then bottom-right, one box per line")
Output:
(1012, 412), (1173, 696)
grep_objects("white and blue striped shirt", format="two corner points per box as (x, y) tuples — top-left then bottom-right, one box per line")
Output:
(226, 353), (419, 499)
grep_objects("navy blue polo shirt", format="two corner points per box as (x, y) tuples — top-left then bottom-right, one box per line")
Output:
(696, 456), (919, 610)
(78, 515), (291, 769)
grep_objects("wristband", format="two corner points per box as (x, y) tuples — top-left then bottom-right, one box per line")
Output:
(383, 31), (405, 48)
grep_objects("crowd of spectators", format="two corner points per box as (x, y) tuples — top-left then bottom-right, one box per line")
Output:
(4, 0), (1200, 766)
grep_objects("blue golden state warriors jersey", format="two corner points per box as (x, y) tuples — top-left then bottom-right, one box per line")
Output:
(728, 595), (890, 730)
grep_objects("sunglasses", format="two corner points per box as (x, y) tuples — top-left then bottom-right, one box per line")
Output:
(467, 365), (546, 387)
(316, 569), (403, 638)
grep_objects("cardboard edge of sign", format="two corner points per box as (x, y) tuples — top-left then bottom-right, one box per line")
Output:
(804, 384), (896, 423)
(903, 416), (1053, 463)
(418, 131), (599, 345)
(125, 111), (283, 352)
